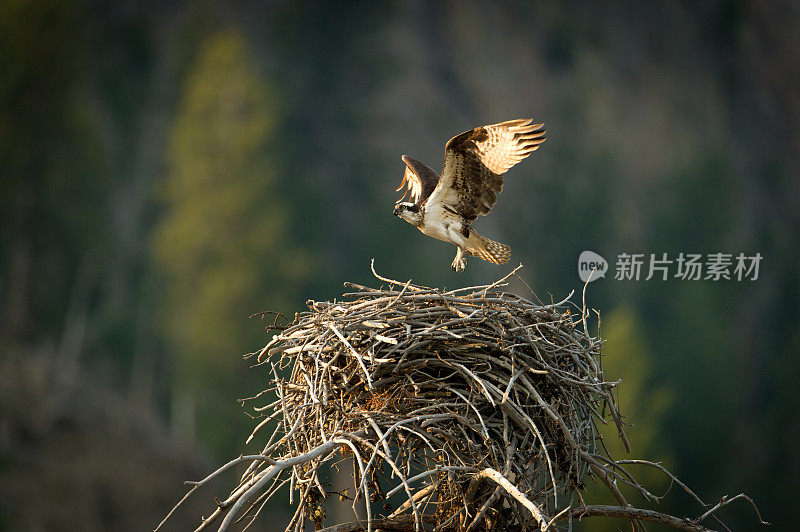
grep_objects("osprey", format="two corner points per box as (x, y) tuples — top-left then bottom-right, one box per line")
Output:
(393, 118), (546, 272)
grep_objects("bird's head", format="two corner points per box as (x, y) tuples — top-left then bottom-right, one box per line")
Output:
(393, 202), (422, 225)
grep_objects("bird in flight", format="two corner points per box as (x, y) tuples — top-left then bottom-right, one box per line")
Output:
(393, 118), (546, 272)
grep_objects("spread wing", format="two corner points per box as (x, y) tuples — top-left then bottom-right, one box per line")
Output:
(428, 118), (546, 221)
(395, 155), (440, 206)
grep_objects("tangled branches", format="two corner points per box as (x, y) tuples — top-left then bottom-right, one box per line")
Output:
(157, 264), (765, 532)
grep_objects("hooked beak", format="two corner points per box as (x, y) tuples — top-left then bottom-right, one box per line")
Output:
(393, 205), (401, 216)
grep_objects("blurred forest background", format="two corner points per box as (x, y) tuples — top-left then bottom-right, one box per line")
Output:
(1, 1), (798, 530)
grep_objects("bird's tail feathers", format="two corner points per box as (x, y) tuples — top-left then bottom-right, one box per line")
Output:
(466, 231), (511, 265)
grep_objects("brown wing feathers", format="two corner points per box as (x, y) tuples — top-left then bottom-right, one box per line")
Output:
(466, 118), (546, 175)
(396, 155), (440, 206)
(440, 118), (545, 221)
(395, 119), (545, 220)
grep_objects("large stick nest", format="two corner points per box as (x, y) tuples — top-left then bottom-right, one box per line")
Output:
(246, 266), (621, 531)
(159, 266), (764, 532)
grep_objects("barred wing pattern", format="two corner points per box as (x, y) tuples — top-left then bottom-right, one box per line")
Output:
(430, 118), (546, 221)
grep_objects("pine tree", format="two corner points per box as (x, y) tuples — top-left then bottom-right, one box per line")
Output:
(152, 29), (305, 443)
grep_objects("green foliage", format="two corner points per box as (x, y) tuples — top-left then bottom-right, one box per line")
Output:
(602, 307), (672, 476)
(0, 0), (108, 339)
(581, 306), (672, 529)
(152, 29), (307, 440)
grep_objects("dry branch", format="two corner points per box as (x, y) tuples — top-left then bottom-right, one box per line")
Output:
(157, 263), (764, 532)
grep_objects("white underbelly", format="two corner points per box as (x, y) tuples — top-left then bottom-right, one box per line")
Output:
(420, 223), (452, 242)
(419, 207), (467, 247)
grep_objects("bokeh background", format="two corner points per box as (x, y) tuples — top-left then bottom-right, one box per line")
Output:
(1, 1), (798, 530)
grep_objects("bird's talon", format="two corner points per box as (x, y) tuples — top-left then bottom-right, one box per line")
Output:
(451, 257), (466, 272)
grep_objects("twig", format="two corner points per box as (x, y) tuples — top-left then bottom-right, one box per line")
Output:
(468, 468), (550, 531)
(563, 505), (713, 531)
